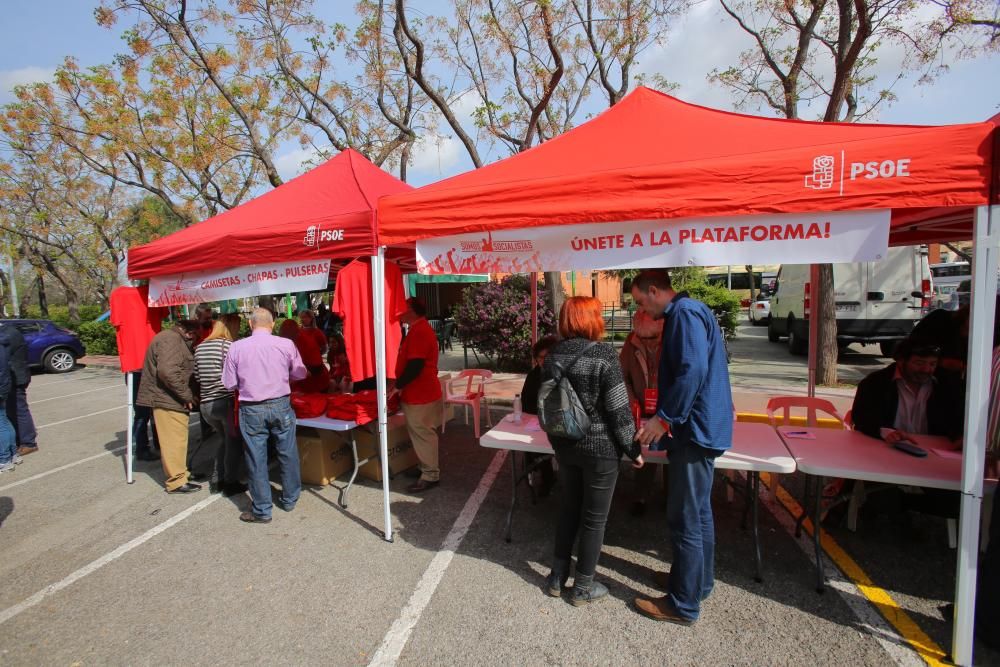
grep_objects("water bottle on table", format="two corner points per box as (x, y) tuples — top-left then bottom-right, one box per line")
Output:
(512, 393), (522, 423)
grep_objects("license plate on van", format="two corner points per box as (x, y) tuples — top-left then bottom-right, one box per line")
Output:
(836, 303), (860, 312)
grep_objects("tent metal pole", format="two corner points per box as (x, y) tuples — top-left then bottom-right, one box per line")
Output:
(807, 264), (819, 398)
(125, 372), (134, 484)
(530, 272), (538, 347)
(952, 204), (998, 666)
(372, 248), (393, 542)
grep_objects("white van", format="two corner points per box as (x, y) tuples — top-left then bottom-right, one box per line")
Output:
(767, 245), (931, 357)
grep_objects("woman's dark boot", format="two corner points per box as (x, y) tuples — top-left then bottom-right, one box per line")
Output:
(544, 558), (571, 597)
(571, 574), (609, 606)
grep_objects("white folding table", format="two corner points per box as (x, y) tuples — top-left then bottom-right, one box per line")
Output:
(480, 417), (796, 582)
(296, 416), (363, 508)
(777, 426), (965, 591)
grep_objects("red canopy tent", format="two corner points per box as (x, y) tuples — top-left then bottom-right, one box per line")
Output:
(374, 88), (999, 665)
(125, 149), (413, 543)
(377, 88), (994, 247)
(128, 148), (413, 278)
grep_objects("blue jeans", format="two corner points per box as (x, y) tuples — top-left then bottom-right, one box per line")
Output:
(0, 393), (16, 464)
(6, 385), (36, 448)
(238, 396), (300, 519)
(666, 435), (721, 621)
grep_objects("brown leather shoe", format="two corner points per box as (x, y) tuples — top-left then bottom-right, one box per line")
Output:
(239, 511), (272, 524)
(634, 596), (694, 625)
(653, 570), (670, 589)
(406, 479), (440, 493)
(17, 446), (38, 456)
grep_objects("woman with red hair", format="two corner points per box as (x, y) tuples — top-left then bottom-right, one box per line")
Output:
(542, 296), (643, 605)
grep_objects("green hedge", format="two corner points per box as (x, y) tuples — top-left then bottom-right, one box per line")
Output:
(76, 321), (117, 356)
(22, 305), (104, 329)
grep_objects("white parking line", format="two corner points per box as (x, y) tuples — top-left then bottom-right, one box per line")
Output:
(369, 450), (508, 666)
(0, 447), (126, 492)
(0, 494), (220, 627)
(36, 405), (125, 429)
(758, 480), (922, 667)
(32, 385), (120, 404)
(30, 373), (104, 387)
(1, 421), (201, 492)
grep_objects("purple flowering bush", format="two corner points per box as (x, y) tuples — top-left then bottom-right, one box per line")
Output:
(454, 275), (555, 371)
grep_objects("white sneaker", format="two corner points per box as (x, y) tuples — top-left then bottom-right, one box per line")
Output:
(0, 461), (14, 472)
(12, 454), (23, 465)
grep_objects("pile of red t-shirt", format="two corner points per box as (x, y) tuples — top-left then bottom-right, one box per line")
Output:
(326, 390), (400, 426)
(291, 392), (330, 419)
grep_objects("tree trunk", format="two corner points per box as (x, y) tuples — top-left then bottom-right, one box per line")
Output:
(544, 271), (565, 325)
(36, 274), (48, 318)
(67, 291), (80, 324)
(0, 271), (9, 317)
(815, 264), (838, 385)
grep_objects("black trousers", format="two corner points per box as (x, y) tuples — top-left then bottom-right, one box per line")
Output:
(552, 448), (619, 577)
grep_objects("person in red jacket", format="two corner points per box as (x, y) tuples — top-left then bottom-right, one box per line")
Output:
(298, 309), (328, 356)
(278, 320), (330, 393)
(392, 297), (443, 493)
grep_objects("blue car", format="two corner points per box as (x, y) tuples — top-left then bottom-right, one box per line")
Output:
(1, 320), (85, 373)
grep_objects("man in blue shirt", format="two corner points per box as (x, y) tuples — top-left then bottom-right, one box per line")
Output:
(630, 269), (733, 625)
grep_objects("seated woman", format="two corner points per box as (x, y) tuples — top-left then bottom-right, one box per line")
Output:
(279, 319), (331, 393)
(520, 336), (559, 496)
(327, 334), (351, 393)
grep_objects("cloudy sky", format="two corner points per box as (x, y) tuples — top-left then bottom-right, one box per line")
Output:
(2, 1), (997, 188)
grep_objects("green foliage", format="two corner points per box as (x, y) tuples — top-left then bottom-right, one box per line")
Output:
(22, 305), (104, 329)
(453, 276), (556, 371)
(76, 320), (117, 355)
(671, 269), (741, 340)
(610, 267), (739, 338)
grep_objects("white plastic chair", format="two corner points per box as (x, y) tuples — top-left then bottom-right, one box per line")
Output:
(442, 369), (493, 438)
(766, 396), (846, 503)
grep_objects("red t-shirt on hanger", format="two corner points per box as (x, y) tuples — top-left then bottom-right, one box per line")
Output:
(109, 285), (169, 373)
(331, 259), (406, 382)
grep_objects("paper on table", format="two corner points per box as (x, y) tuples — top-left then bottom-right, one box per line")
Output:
(931, 448), (962, 460)
(783, 431), (816, 440)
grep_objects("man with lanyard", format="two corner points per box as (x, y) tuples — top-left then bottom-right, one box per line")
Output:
(629, 269), (733, 625)
(392, 297), (443, 493)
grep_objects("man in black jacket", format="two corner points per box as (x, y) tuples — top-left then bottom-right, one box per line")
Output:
(851, 337), (964, 520)
(0, 323), (38, 456)
(851, 337), (964, 444)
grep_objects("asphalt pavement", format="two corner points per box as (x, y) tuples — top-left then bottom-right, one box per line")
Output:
(1, 331), (997, 665)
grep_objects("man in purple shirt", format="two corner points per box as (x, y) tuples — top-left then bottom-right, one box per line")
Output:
(223, 308), (307, 523)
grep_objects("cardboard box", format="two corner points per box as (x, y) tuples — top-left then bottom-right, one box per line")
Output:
(296, 427), (353, 486)
(355, 413), (418, 481)
(297, 402), (451, 484)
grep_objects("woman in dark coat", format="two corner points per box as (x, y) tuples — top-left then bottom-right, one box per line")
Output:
(542, 296), (643, 605)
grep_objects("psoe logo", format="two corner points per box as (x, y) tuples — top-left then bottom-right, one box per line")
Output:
(804, 155), (835, 190)
(303, 225), (345, 248)
(303, 225), (319, 247)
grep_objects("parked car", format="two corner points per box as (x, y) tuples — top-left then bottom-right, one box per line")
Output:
(932, 283), (958, 310)
(949, 279), (971, 310)
(0, 320), (85, 373)
(748, 295), (771, 325)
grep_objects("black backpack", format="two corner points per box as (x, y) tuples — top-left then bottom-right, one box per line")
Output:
(537, 341), (597, 441)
